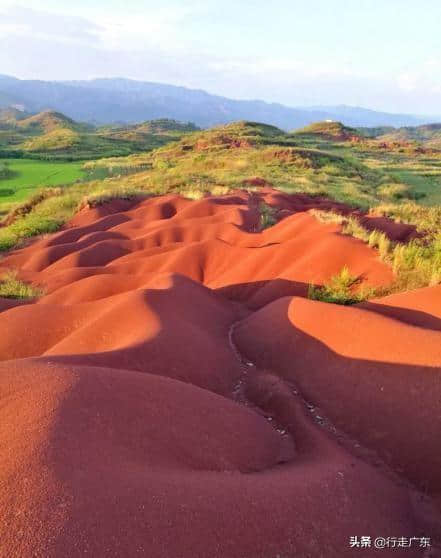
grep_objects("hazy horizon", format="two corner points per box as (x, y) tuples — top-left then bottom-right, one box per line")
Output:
(1, 1), (441, 115)
(2, 73), (440, 119)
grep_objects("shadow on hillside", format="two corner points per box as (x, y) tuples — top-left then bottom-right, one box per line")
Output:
(358, 300), (441, 332)
(233, 292), (441, 495)
(228, 188), (421, 241)
(26, 273), (441, 503)
(215, 278), (310, 309)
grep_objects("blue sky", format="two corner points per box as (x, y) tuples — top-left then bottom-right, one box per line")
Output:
(1, 0), (441, 114)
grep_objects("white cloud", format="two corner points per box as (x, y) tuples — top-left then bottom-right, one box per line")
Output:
(396, 60), (441, 98)
(0, 2), (203, 51)
(97, 6), (197, 51)
(0, 3), (103, 44)
(1, 3), (440, 114)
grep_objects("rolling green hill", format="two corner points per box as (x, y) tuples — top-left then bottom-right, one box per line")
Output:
(16, 110), (82, 133)
(356, 126), (395, 138)
(82, 120), (382, 207)
(0, 110), (200, 161)
(377, 123), (441, 148)
(293, 120), (361, 141)
(102, 118), (199, 136)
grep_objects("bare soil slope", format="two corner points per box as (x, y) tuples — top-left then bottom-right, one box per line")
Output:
(0, 190), (440, 557)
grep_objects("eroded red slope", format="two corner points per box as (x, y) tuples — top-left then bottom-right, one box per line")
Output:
(0, 190), (439, 557)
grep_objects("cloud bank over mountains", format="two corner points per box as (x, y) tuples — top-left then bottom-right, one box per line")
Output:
(1, 1), (441, 114)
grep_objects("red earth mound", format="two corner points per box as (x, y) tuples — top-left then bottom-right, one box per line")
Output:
(0, 190), (440, 557)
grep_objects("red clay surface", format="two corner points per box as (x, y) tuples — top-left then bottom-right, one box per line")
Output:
(0, 190), (440, 557)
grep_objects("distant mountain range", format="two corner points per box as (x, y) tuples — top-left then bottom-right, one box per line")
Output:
(0, 74), (439, 129)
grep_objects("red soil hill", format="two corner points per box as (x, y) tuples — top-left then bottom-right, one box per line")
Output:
(0, 190), (439, 557)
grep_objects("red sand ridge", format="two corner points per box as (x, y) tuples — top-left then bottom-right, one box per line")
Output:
(0, 189), (440, 557)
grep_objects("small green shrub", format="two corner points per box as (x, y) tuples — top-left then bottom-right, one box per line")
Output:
(259, 202), (277, 229)
(308, 266), (369, 305)
(0, 161), (13, 179)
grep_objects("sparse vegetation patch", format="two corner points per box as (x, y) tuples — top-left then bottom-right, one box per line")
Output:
(0, 269), (42, 299)
(310, 207), (441, 293)
(308, 266), (371, 305)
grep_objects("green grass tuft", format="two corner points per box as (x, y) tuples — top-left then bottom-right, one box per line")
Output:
(308, 266), (370, 305)
(0, 270), (43, 299)
(310, 207), (441, 293)
(259, 202), (277, 229)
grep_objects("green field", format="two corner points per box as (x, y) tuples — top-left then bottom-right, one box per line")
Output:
(0, 158), (85, 213)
